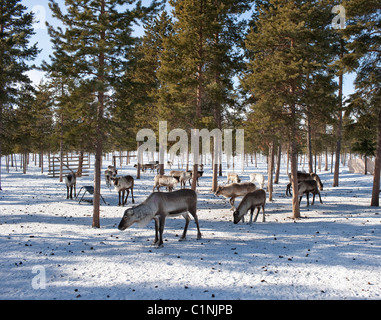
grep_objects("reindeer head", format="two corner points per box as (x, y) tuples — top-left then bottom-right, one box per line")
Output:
(311, 173), (323, 191)
(215, 185), (223, 196)
(118, 208), (137, 230)
(112, 177), (120, 185)
(233, 210), (241, 224)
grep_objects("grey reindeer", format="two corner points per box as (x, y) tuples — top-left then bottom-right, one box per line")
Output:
(65, 171), (77, 199)
(113, 175), (135, 206)
(118, 189), (202, 248)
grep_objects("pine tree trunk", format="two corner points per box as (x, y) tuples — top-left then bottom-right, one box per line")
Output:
(93, 94), (104, 228)
(195, 0), (204, 119)
(136, 142), (141, 179)
(371, 109), (381, 206)
(212, 162), (218, 192)
(59, 113), (64, 183)
(290, 104), (300, 219)
(333, 41), (344, 187)
(191, 164), (198, 191)
(23, 152), (27, 174)
(274, 143), (281, 184)
(92, 0), (105, 228)
(267, 141), (274, 201)
(191, 130), (199, 191)
(212, 134), (219, 192)
(0, 101), (2, 191)
(77, 150), (84, 177)
(306, 111), (313, 173)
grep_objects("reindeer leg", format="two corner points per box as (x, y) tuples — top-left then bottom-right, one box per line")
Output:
(312, 192), (316, 205)
(66, 186), (69, 199)
(122, 190), (126, 206)
(157, 215), (166, 248)
(118, 191), (122, 206)
(229, 197), (235, 210)
(306, 192), (310, 207)
(180, 213), (190, 241)
(318, 191), (323, 204)
(262, 204), (266, 222)
(253, 207), (261, 223)
(286, 183), (291, 196)
(131, 187), (135, 204)
(189, 207), (202, 240)
(153, 216), (159, 246)
(249, 208), (255, 224)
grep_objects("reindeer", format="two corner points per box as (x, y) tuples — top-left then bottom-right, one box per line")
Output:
(134, 163), (159, 173)
(105, 165), (118, 189)
(187, 170), (204, 187)
(215, 182), (257, 209)
(113, 175), (135, 206)
(233, 189), (266, 224)
(286, 172), (323, 196)
(227, 172), (241, 184)
(170, 170), (184, 180)
(153, 175), (179, 192)
(298, 180), (323, 207)
(143, 163), (160, 173)
(65, 171), (77, 199)
(179, 171), (192, 189)
(118, 189), (202, 248)
(249, 173), (265, 189)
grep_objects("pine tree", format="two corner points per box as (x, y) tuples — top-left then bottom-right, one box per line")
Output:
(31, 83), (54, 169)
(0, 0), (39, 190)
(161, 0), (249, 190)
(47, 0), (163, 227)
(341, 0), (380, 205)
(243, 0), (337, 218)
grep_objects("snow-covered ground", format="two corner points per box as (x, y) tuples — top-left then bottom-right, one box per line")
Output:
(0, 155), (380, 300)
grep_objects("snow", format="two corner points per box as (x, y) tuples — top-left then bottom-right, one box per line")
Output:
(0, 155), (380, 300)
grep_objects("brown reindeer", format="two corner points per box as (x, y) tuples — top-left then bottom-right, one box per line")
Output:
(286, 172), (323, 196)
(233, 189), (267, 224)
(153, 175), (179, 192)
(105, 165), (118, 189)
(215, 182), (257, 209)
(298, 180), (323, 207)
(227, 172), (241, 184)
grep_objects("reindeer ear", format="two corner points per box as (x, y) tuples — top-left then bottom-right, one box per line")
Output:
(127, 207), (136, 216)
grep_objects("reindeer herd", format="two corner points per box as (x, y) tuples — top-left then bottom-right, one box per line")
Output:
(63, 163), (324, 248)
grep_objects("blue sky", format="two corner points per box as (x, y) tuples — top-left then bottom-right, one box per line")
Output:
(22, 0), (356, 99)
